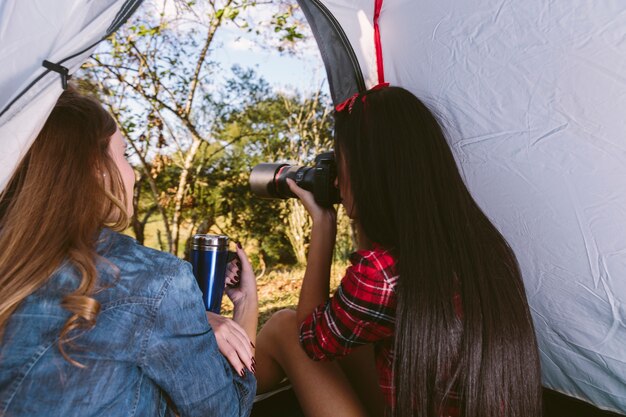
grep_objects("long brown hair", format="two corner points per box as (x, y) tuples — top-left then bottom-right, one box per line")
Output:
(0, 87), (129, 366)
(334, 86), (542, 417)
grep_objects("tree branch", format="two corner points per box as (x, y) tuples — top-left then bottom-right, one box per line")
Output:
(182, 0), (234, 118)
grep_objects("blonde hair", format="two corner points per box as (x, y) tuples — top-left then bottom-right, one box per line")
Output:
(0, 87), (129, 366)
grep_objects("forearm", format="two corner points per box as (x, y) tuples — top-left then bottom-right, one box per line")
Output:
(233, 295), (259, 344)
(297, 218), (336, 324)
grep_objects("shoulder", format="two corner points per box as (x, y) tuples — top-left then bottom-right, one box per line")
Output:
(99, 230), (187, 275)
(348, 245), (398, 288)
(96, 229), (195, 300)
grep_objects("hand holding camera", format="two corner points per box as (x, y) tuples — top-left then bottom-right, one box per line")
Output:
(286, 178), (337, 228)
(249, 151), (340, 208)
(250, 150), (340, 227)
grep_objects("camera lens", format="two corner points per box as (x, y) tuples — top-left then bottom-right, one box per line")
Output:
(249, 151), (339, 207)
(250, 163), (315, 199)
(249, 163), (289, 199)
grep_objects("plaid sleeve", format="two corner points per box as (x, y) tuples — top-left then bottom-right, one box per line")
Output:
(299, 249), (397, 361)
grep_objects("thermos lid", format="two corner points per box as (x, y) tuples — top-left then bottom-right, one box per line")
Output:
(192, 234), (229, 251)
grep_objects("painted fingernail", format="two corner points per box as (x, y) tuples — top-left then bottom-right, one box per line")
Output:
(251, 364), (256, 375)
(240, 368), (246, 377)
(236, 242), (242, 249)
(251, 356), (256, 365)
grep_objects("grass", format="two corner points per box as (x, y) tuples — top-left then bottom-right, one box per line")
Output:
(126, 218), (348, 327)
(221, 260), (348, 327)
(136, 215), (195, 255)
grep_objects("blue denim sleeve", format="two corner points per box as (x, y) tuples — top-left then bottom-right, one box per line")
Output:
(140, 260), (256, 417)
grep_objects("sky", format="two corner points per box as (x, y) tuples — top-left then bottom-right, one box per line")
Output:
(160, 0), (330, 97)
(214, 30), (328, 96)
(86, 0), (332, 159)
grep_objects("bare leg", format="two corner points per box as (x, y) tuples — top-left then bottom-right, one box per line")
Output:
(255, 309), (369, 417)
(337, 344), (386, 417)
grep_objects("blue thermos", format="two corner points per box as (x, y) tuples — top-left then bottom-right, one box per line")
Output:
(190, 234), (229, 314)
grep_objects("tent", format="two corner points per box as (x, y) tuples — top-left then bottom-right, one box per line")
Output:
(0, 0), (142, 192)
(296, 0), (626, 412)
(1, 0), (625, 413)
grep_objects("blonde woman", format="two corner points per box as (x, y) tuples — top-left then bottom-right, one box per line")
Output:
(0, 88), (258, 417)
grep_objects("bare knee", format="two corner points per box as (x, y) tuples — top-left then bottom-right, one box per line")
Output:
(261, 309), (300, 346)
(273, 308), (296, 321)
(264, 309), (297, 333)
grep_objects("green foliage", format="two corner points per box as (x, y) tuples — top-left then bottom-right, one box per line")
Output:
(216, 6), (239, 21)
(128, 24), (161, 37)
(271, 11), (305, 47)
(77, 0), (352, 269)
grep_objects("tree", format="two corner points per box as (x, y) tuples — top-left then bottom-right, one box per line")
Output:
(78, 0), (306, 256)
(212, 70), (353, 266)
(77, 0), (354, 266)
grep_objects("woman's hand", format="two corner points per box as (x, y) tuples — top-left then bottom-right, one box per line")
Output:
(206, 312), (254, 377)
(224, 244), (258, 364)
(286, 178), (337, 227)
(224, 245), (257, 307)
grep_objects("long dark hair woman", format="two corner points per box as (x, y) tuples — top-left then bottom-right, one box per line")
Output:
(246, 85), (542, 417)
(0, 87), (258, 417)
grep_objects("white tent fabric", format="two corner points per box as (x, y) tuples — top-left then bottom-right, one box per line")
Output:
(321, 0), (378, 91)
(0, 0), (141, 192)
(316, 0), (626, 412)
(2, 0), (625, 413)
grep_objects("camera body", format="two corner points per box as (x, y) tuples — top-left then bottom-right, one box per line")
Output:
(250, 151), (340, 207)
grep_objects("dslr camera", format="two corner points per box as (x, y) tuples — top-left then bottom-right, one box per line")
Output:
(249, 151), (340, 207)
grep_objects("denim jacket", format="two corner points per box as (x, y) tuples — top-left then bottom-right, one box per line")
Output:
(0, 229), (255, 417)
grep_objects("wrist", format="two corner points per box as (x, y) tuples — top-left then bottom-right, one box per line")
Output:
(232, 297), (259, 343)
(312, 211), (336, 229)
(232, 292), (258, 309)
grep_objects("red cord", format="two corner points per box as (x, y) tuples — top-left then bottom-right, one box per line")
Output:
(373, 0), (385, 84)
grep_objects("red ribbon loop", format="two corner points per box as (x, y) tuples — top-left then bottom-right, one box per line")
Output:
(334, 82), (390, 113)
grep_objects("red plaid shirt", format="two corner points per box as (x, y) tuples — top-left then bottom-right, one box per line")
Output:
(299, 246), (461, 416)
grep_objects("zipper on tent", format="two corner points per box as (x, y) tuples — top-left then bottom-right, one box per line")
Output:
(309, 0), (366, 92)
(0, 35), (107, 119)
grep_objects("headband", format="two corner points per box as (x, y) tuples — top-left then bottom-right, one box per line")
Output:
(334, 82), (390, 114)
